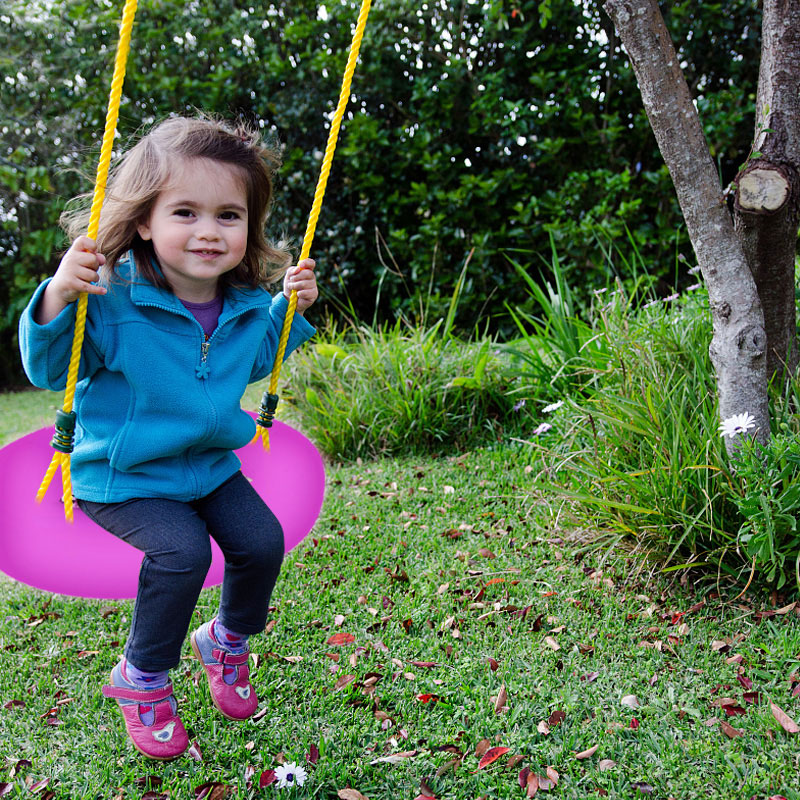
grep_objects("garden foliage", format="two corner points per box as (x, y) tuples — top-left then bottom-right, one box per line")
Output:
(1, 0), (762, 386)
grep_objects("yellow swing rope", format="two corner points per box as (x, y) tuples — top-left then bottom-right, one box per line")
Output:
(36, 0), (139, 522)
(252, 0), (373, 450)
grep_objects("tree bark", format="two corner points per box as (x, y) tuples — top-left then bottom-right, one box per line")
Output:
(603, 0), (769, 449)
(733, 0), (800, 381)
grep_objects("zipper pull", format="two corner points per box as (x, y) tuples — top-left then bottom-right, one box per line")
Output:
(196, 341), (211, 379)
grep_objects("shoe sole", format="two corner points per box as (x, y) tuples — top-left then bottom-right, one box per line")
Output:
(107, 669), (187, 761)
(190, 632), (250, 721)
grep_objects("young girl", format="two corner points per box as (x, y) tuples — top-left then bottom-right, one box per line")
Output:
(19, 116), (319, 760)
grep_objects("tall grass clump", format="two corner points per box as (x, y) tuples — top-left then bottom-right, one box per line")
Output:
(280, 261), (533, 460)
(282, 319), (525, 460)
(506, 249), (800, 589)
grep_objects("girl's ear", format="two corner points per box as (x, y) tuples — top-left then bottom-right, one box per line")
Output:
(137, 220), (152, 241)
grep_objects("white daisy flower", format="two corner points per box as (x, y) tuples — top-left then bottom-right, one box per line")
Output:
(533, 422), (552, 436)
(663, 293), (680, 302)
(275, 763), (308, 789)
(542, 400), (564, 413)
(719, 413), (756, 438)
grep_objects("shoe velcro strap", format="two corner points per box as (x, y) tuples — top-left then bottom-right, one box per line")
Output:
(101, 683), (174, 703)
(211, 648), (249, 666)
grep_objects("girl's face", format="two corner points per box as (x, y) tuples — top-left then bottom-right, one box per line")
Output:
(137, 158), (249, 302)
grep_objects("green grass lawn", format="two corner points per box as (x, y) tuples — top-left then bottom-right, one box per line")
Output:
(0, 390), (799, 799)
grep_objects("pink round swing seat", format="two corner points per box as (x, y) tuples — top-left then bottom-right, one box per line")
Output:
(0, 416), (324, 599)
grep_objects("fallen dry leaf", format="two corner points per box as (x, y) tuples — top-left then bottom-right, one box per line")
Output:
(719, 720), (743, 739)
(598, 759), (616, 771)
(338, 790), (370, 800)
(770, 701), (800, 734)
(494, 684), (508, 714)
(371, 750), (418, 764)
(574, 744), (599, 760)
(548, 709), (566, 727)
(537, 720), (551, 735)
(621, 695), (640, 709)
(543, 636), (560, 651)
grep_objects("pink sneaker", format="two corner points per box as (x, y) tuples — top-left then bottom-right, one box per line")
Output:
(101, 660), (189, 760)
(190, 619), (258, 720)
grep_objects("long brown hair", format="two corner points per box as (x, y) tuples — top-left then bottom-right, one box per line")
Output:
(61, 115), (291, 289)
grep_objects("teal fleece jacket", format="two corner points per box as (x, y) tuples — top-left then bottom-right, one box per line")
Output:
(18, 255), (315, 503)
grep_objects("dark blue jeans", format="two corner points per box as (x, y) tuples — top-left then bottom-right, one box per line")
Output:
(78, 472), (284, 671)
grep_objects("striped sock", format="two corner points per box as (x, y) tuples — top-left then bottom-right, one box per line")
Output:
(124, 660), (169, 690)
(213, 619), (249, 655)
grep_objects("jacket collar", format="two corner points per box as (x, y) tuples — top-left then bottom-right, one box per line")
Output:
(119, 252), (272, 315)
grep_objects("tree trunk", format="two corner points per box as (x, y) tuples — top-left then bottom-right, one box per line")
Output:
(603, 0), (769, 449)
(733, 0), (800, 382)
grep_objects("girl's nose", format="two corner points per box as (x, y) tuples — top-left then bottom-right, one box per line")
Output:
(196, 218), (221, 240)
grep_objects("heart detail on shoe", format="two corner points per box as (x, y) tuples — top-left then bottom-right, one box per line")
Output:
(152, 721), (176, 742)
(235, 685), (251, 700)
(139, 705), (152, 713)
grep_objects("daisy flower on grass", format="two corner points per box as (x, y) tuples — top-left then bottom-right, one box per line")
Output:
(533, 422), (552, 436)
(275, 763), (308, 789)
(542, 400), (564, 414)
(719, 412), (756, 438)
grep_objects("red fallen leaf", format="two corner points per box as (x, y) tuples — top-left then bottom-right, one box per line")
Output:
(486, 578), (505, 586)
(670, 612), (684, 625)
(478, 746), (510, 769)
(259, 770), (277, 788)
(548, 709), (566, 727)
(487, 657), (500, 671)
(194, 783), (232, 799)
(722, 704), (747, 717)
(410, 661), (438, 668)
(3, 699), (24, 710)
(30, 778), (51, 793)
(518, 767), (531, 789)
(416, 693), (442, 703)
(307, 743), (320, 764)
(327, 633), (356, 646)
(793, 683), (800, 698)
(630, 717), (640, 729)
(770, 701), (800, 733)
(0, 786), (12, 798)
(581, 671), (599, 683)
(737, 674), (753, 691)
(742, 692), (760, 704)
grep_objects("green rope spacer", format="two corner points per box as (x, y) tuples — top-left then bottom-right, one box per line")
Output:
(256, 392), (280, 430)
(50, 410), (77, 454)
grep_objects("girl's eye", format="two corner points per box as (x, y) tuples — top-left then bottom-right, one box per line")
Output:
(174, 209), (194, 217)
(220, 211), (241, 221)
